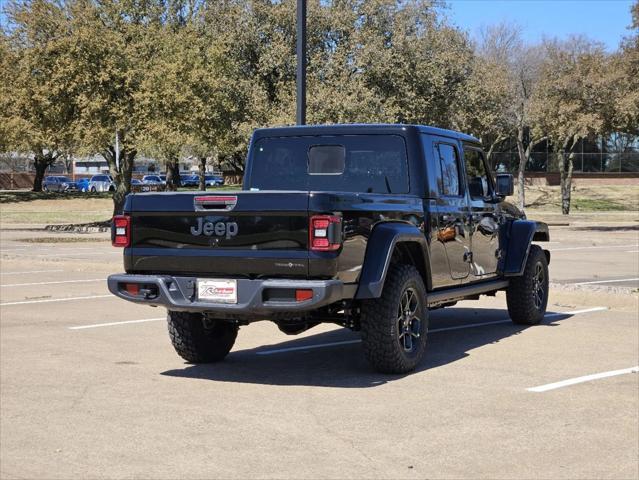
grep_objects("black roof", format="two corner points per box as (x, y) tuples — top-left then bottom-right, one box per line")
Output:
(252, 123), (480, 143)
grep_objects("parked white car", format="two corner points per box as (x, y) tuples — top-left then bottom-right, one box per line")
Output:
(88, 174), (116, 192)
(142, 175), (164, 185)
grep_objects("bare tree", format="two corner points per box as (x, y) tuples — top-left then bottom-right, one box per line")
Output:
(478, 24), (546, 210)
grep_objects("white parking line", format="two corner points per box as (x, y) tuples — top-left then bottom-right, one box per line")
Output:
(0, 269), (65, 275)
(544, 306), (608, 317)
(68, 317), (165, 330)
(573, 278), (639, 286)
(255, 307), (608, 356)
(1, 294), (113, 306)
(256, 339), (361, 355)
(527, 366), (639, 393)
(1, 278), (104, 287)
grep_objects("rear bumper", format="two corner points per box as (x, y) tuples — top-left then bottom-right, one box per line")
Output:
(107, 274), (346, 315)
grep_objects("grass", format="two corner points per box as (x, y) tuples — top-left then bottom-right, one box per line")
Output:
(0, 183), (636, 226)
(16, 236), (109, 243)
(0, 185), (242, 225)
(522, 184), (639, 212)
(571, 198), (628, 211)
(0, 190), (112, 204)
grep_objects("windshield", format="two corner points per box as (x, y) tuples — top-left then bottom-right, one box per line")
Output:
(247, 134), (409, 193)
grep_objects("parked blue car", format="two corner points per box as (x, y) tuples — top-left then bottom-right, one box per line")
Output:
(204, 174), (224, 187)
(181, 175), (200, 188)
(76, 178), (90, 192)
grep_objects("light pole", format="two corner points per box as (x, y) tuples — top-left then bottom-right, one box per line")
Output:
(296, 0), (306, 125)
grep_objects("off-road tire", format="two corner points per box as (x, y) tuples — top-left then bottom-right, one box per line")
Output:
(167, 311), (238, 363)
(506, 245), (549, 325)
(360, 264), (428, 374)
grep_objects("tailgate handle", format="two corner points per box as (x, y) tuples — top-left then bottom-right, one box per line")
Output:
(193, 195), (237, 212)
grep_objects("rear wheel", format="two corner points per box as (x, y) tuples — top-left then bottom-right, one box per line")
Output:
(360, 264), (428, 374)
(167, 311), (238, 363)
(506, 245), (549, 325)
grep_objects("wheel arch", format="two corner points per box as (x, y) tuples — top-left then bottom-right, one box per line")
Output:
(355, 222), (431, 299)
(501, 219), (550, 276)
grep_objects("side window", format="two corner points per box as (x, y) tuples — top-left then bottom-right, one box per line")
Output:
(463, 148), (492, 200)
(437, 143), (461, 196)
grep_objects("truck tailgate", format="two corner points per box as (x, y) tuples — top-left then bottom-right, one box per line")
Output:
(124, 191), (310, 278)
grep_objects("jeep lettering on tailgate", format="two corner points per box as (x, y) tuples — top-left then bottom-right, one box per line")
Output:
(190, 218), (238, 239)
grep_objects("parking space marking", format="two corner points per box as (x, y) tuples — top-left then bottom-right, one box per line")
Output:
(256, 339), (362, 355)
(573, 277), (639, 286)
(68, 317), (165, 330)
(527, 366), (639, 393)
(1, 278), (104, 287)
(0, 269), (65, 275)
(1, 294), (113, 306)
(255, 307), (608, 356)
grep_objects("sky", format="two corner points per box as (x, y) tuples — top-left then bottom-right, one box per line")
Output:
(446, 0), (635, 51)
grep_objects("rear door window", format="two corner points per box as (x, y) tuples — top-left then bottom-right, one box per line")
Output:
(436, 143), (461, 196)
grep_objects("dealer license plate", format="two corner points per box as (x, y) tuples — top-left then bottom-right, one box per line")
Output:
(197, 279), (237, 304)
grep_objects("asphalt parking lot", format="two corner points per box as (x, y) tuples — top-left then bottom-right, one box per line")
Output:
(0, 223), (638, 479)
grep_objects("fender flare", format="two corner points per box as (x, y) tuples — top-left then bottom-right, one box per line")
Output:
(355, 222), (430, 299)
(501, 220), (550, 276)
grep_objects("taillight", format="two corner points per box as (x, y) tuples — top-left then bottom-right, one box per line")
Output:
(112, 215), (130, 247)
(309, 215), (342, 251)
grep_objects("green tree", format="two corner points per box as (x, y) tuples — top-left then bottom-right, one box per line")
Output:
(66, 0), (155, 214)
(2, 0), (77, 191)
(532, 37), (614, 214)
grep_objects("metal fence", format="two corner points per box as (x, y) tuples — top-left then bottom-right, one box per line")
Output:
(492, 152), (639, 174)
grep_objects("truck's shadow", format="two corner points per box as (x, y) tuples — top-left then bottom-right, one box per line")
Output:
(161, 307), (573, 388)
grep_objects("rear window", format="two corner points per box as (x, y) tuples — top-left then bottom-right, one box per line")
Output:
(248, 135), (409, 193)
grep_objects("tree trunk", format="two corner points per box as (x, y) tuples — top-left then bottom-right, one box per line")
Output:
(198, 156), (207, 191)
(32, 151), (57, 192)
(558, 136), (576, 215)
(103, 142), (136, 217)
(165, 159), (181, 191)
(515, 126), (527, 210)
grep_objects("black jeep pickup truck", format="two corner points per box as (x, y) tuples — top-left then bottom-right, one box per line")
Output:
(108, 124), (550, 373)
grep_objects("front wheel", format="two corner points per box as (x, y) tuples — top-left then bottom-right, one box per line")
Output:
(506, 245), (549, 325)
(360, 264), (428, 374)
(167, 311), (238, 363)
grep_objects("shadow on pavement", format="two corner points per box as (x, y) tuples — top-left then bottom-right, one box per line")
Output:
(161, 307), (576, 388)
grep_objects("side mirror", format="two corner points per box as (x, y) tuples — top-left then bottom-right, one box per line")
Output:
(495, 173), (514, 197)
